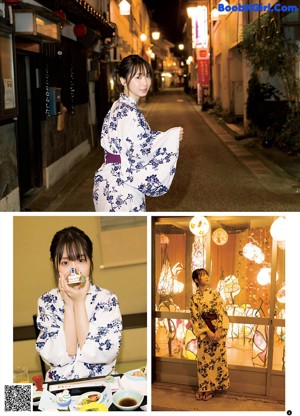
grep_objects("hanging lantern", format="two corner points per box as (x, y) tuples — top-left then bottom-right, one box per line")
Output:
(257, 267), (271, 286)
(54, 10), (67, 21)
(74, 23), (87, 38)
(257, 267), (279, 286)
(189, 216), (209, 237)
(212, 227), (228, 245)
(270, 217), (286, 242)
(243, 242), (265, 264)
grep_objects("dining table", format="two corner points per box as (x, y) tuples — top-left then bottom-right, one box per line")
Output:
(32, 370), (147, 412)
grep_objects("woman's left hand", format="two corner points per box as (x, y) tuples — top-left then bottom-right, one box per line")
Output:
(60, 276), (90, 303)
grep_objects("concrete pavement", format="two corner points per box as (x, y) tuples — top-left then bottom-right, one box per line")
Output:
(23, 89), (300, 212)
(151, 381), (285, 412)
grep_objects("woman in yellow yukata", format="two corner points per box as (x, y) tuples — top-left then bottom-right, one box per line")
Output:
(190, 268), (230, 401)
(93, 54), (183, 212)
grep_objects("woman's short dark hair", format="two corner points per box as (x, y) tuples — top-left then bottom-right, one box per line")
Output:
(192, 268), (209, 286)
(50, 226), (93, 284)
(118, 54), (152, 87)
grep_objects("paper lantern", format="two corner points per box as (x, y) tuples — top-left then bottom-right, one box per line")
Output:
(212, 227), (228, 245)
(54, 10), (67, 20)
(270, 217), (286, 241)
(74, 23), (87, 38)
(189, 216), (209, 237)
(243, 242), (265, 264)
(257, 267), (279, 286)
(257, 267), (271, 285)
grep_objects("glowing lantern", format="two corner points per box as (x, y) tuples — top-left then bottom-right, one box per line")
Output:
(270, 217), (286, 241)
(243, 242), (265, 264)
(119, 0), (131, 15)
(257, 267), (271, 285)
(257, 267), (279, 286)
(189, 216), (209, 237)
(212, 227), (228, 245)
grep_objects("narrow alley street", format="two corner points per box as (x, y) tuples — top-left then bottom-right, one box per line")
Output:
(24, 88), (300, 212)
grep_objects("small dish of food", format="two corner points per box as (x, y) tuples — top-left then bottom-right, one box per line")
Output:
(75, 391), (102, 409)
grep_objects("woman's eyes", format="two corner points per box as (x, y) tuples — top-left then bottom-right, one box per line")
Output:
(135, 74), (150, 79)
(60, 258), (86, 266)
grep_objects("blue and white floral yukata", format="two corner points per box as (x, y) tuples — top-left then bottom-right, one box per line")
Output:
(93, 93), (181, 212)
(36, 283), (122, 381)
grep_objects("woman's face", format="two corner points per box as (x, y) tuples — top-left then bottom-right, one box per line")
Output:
(121, 68), (151, 102)
(57, 246), (91, 286)
(198, 271), (209, 286)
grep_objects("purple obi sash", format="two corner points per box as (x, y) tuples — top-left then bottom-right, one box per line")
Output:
(105, 151), (121, 164)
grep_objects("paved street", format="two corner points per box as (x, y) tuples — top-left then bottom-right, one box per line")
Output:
(24, 88), (300, 212)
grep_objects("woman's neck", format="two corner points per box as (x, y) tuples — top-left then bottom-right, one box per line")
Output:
(198, 284), (207, 294)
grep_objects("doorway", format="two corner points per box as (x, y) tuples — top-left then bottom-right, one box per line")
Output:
(16, 50), (43, 205)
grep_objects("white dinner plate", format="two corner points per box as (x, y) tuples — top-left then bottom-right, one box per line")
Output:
(119, 369), (147, 396)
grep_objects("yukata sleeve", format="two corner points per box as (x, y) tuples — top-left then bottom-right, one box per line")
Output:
(214, 292), (229, 331)
(189, 295), (210, 341)
(117, 107), (181, 197)
(36, 295), (71, 367)
(77, 292), (122, 366)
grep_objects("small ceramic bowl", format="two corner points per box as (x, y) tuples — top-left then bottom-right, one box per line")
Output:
(112, 389), (143, 411)
(32, 390), (42, 407)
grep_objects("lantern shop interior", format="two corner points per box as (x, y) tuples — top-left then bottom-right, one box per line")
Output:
(152, 215), (285, 400)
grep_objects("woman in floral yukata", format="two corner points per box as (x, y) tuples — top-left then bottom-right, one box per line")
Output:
(36, 227), (122, 381)
(190, 268), (230, 401)
(93, 54), (183, 212)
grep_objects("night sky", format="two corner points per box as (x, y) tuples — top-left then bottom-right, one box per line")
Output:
(143, 0), (187, 45)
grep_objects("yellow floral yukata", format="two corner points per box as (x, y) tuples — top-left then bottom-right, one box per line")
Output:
(190, 287), (230, 393)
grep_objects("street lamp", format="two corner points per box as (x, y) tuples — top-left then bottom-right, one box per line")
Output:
(140, 33), (147, 42)
(178, 44), (184, 50)
(119, 0), (131, 16)
(152, 31), (160, 40)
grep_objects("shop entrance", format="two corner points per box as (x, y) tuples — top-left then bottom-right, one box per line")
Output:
(16, 50), (43, 206)
(153, 216), (285, 400)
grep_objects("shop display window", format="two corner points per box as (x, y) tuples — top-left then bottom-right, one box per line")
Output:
(154, 216), (285, 370)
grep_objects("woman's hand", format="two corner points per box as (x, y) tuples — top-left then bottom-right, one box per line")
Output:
(179, 127), (184, 141)
(206, 330), (215, 342)
(59, 274), (90, 305)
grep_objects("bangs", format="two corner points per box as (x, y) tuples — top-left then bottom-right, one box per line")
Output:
(128, 63), (151, 81)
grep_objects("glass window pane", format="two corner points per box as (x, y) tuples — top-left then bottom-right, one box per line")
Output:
(273, 326), (285, 370)
(227, 324), (269, 367)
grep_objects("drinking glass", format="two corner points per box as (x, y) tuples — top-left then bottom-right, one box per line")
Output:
(13, 367), (29, 383)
